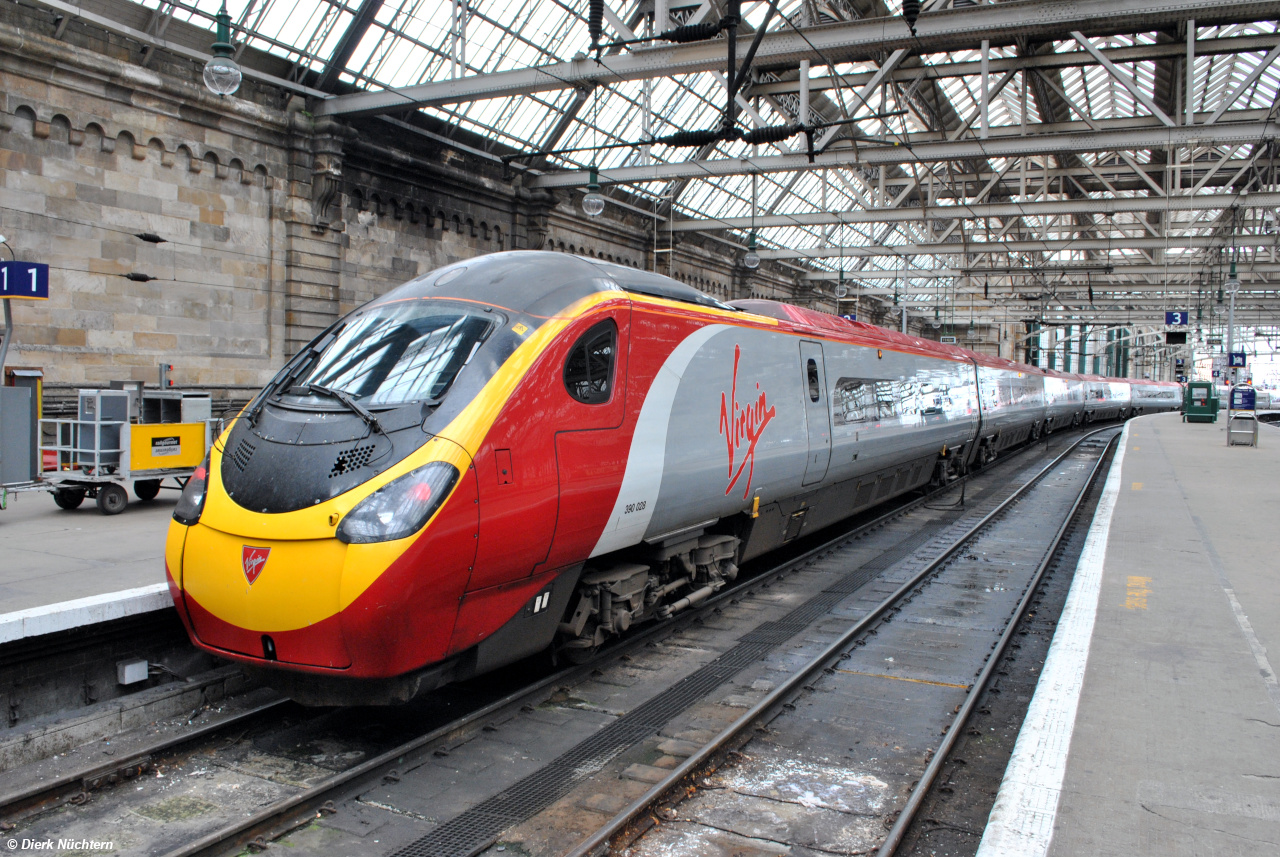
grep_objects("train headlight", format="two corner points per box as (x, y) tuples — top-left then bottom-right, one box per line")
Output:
(336, 462), (460, 545)
(173, 456), (210, 526)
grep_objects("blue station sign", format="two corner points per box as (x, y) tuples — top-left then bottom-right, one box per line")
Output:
(1231, 386), (1256, 410)
(1229, 352), (1248, 368)
(0, 261), (50, 300)
(1165, 310), (1189, 325)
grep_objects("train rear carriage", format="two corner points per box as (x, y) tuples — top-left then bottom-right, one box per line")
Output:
(1131, 380), (1183, 413)
(1084, 375), (1133, 421)
(967, 354), (1047, 463)
(1043, 370), (1088, 432)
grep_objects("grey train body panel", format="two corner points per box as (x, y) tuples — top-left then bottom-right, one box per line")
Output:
(1131, 383), (1181, 413)
(614, 324), (986, 562)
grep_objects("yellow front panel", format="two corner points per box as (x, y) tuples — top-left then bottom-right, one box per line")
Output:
(183, 526), (349, 632)
(165, 523), (188, 585)
(130, 422), (207, 470)
(200, 430), (473, 543)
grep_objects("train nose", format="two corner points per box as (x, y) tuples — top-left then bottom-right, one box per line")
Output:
(181, 530), (353, 668)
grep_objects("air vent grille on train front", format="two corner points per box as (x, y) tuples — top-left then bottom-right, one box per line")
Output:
(230, 438), (256, 472)
(330, 444), (376, 478)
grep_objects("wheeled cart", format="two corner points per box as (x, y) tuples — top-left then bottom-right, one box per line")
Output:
(37, 389), (213, 515)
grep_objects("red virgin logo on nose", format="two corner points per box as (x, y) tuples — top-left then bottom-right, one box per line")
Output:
(719, 344), (776, 500)
(242, 546), (271, 585)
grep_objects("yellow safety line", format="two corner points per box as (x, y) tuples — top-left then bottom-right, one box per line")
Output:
(836, 669), (971, 689)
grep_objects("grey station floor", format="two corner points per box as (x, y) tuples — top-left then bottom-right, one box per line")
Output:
(0, 484), (176, 641)
(979, 411), (1280, 857)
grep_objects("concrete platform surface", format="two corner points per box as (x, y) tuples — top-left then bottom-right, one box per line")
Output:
(0, 485), (175, 624)
(979, 413), (1280, 857)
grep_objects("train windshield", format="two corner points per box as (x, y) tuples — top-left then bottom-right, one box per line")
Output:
(296, 302), (494, 407)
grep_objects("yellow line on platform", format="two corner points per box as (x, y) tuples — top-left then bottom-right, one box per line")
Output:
(836, 669), (971, 689)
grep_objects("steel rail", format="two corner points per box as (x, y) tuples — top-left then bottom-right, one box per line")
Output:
(0, 698), (290, 823)
(151, 430), (1038, 857)
(875, 430), (1120, 856)
(564, 425), (1122, 857)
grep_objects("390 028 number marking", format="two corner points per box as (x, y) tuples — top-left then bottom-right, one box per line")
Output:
(622, 500), (648, 515)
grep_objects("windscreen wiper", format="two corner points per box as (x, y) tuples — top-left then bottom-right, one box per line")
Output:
(306, 383), (383, 435)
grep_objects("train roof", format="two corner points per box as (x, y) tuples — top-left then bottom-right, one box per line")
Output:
(376, 251), (740, 320)
(377, 253), (1144, 387)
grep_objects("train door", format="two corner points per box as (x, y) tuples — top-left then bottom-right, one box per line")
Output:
(800, 341), (831, 486)
(549, 308), (631, 564)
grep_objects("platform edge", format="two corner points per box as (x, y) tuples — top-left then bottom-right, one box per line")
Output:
(974, 423), (1130, 857)
(0, 583), (172, 645)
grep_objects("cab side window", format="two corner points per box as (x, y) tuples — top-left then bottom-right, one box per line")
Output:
(564, 320), (617, 404)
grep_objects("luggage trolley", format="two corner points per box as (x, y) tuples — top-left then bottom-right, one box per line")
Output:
(1226, 384), (1259, 447)
(40, 388), (213, 514)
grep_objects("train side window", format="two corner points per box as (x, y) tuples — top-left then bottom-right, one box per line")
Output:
(807, 358), (820, 402)
(564, 319), (617, 404)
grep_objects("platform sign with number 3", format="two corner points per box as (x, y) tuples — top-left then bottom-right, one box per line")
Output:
(0, 262), (50, 300)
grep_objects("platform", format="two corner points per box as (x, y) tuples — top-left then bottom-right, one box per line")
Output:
(0, 488), (176, 643)
(980, 413), (1280, 857)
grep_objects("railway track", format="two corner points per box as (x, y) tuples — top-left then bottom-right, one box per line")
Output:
(0, 428), (1108, 856)
(577, 426), (1120, 857)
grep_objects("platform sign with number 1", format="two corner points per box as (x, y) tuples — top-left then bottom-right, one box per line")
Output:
(0, 262), (50, 300)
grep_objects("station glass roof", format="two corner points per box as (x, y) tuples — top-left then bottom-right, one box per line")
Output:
(133, 1), (1280, 320)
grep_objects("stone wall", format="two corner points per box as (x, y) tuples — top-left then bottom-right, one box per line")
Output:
(0, 6), (804, 393)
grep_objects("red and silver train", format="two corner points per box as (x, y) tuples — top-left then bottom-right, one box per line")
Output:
(164, 252), (1180, 704)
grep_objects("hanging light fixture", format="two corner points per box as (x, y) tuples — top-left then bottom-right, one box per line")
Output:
(902, 0), (921, 36)
(582, 166), (605, 217)
(203, 3), (242, 97)
(743, 232), (760, 269)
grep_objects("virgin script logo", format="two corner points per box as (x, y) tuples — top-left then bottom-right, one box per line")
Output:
(242, 545), (271, 585)
(719, 344), (776, 499)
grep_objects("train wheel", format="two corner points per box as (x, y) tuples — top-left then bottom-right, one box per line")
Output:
(96, 483), (128, 515)
(559, 642), (599, 665)
(134, 479), (162, 501)
(53, 488), (86, 510)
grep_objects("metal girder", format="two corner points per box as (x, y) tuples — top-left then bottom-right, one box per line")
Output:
(1071, 31), (1177, 127)
(1204, 40), (1280, 124)
(670, 190), (1280, 231)
(763, 234), (1280, 260)
(805, 262), (1280, 279)
(316, 0), (385, 92)
(747, 34), (1280, 97)
(315, 0), (1280, 117)
(529, 120), (1278, 188)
